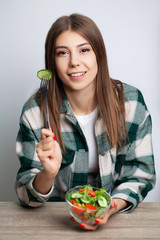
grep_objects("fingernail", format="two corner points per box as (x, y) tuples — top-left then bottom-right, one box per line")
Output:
(53, 136), (56, 141)
(95, 219), (99, 223)
(111, 202), (116, 208)
(70, 217), (76, 222)
(80, 223), (85, 228)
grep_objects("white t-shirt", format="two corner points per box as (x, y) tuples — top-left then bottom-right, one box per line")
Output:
(75, 107), (99, 186)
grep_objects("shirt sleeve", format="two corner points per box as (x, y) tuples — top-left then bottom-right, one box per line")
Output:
(15, 104), (54, 207)
(111, 90), (156, 212)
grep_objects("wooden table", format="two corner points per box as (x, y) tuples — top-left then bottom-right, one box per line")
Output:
(0, 202), (160, 240)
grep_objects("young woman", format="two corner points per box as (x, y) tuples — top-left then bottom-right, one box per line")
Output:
(15, 14), (156, 230)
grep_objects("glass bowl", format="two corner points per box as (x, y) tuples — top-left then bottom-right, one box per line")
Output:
(65, 186), (112, 225)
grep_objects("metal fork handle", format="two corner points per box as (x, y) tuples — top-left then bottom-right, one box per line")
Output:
(45, 94), (50, 129)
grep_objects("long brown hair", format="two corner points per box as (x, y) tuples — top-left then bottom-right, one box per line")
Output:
(36, 13), (126, 150)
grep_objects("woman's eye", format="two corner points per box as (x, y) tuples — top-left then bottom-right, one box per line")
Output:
(80, 48), (90, 53)
(57, 51), (68, 56)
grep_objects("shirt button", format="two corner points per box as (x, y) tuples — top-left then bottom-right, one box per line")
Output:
(100, 151), (105, 156)
(79, 149), (85, 153)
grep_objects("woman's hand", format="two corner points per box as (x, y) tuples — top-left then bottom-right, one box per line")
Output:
(73, 199), (128, 231)
(33, 128), (62, 195)
(36, 128), (62, 178)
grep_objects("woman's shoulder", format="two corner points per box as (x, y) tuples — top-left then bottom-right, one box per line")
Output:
(120, 82), (150, 126)
(121, 82), (145, 105)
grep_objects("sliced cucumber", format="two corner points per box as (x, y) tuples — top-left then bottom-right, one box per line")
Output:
(81, 195), (91, 204)
(37, 69), (52, 81)
(98, 196), (107, 208)
(71, 192), (82, 199)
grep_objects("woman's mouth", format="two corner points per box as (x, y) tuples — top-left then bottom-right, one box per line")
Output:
(68, 71), (86, 79)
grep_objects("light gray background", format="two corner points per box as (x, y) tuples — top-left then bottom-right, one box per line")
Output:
(0, 0), (159, 202)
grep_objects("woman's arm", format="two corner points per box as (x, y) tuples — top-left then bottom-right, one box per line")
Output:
(15, 101), (62, 207)
(111, 91), (156, 212)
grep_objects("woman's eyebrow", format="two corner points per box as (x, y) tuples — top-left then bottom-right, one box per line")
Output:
(55, 42), (90, 50)
(55, 46), (67, 50)
(77, 42), (90, 47)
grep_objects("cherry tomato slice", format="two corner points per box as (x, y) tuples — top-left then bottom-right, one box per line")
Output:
(72, 203), (85, 215)
(86, 203), (97, 213)
(79, 188), (85, 192)
(79, 189), (96, 197)
(88, 190), (96, 197)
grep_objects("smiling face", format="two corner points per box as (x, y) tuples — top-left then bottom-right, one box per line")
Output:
(54, 30), (98, 95)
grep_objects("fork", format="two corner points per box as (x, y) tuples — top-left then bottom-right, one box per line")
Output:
(40, 77), (50, 129)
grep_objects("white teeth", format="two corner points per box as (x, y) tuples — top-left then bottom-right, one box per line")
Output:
(70, 72), (85, 77)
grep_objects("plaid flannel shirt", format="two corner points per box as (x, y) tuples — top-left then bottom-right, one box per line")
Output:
(15, 82), (156, 210)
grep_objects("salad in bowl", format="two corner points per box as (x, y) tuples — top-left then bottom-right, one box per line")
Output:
(65, 185), (112, 225)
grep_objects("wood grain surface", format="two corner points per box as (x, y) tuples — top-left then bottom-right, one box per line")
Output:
(0, 202), (160, 240)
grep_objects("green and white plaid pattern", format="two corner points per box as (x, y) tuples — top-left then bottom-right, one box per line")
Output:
(15, 83), (156, 210)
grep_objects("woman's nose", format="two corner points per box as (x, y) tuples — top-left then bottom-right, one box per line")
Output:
(69, 52), (80, 67)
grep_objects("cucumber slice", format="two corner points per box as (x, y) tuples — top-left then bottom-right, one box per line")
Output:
(98, 196), (107, 208)
(71, 192), (82, 199)
(81, 196), (91, 204)
(37, 69), (52, 81)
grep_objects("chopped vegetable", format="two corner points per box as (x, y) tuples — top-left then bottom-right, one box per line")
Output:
(66, 185), (111, 225)
(98, 196), (108, 208)
(72, 203), (85, 215)
(86, 204), (97, 213)
(69, 185), (110, 211)
(37, 69), (52, 81)
(71, 192), (82, 199)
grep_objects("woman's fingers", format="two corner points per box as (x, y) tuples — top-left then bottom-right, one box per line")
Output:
(37, 137), (54, 151)
(94, 199), (117, 225)
(35, 128), (62, 178)
(37, 149), (54, 162)
(41, 128), (53, 139)
(36, 128), (55, 151)
(78, 200), (117, 230)
(80, 223), (98, 230)
(36, 128), (56, 162)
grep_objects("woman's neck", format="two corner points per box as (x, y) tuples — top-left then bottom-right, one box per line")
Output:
(64, 86), (97, 116)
